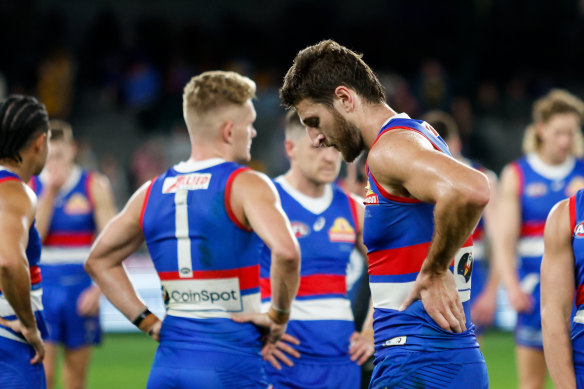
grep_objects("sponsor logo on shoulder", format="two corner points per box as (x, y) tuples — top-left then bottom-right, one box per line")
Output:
(575, 222), (584, 238)
(364, 180), (379, 205)
(384, 336), (407, 347)
(163, 173), (212, 193)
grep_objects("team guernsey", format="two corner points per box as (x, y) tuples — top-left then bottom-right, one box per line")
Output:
(570, 190), (584, 387)
(141, 159), (267, 389)
(260, 177), (360, 388)
(364, 114), (488, 389)
(512, 154), (584, 348)
(0, 169), (47, 388)
(30, 167), (101, 348)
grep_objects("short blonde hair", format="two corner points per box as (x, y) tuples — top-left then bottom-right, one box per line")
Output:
(522, 89), (584, 155)
(182, 71), (256, 116)
(49, 119), (73, 143)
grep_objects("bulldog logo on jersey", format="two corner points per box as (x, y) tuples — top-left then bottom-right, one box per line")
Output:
(328, 217), (356, 243)
(574, 222), (584, 239)
(567, 177), (584, 196)
(457, 252), (473, 283)
(64, 193), (92, 215)
(364, 180), (378, 205)
(291, 221), (310, 238)
(525, 182), (547, 198)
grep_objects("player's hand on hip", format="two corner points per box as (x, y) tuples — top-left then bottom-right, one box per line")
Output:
(265, 333), (301, 370)
(77, 285), (101, 317)
(508, 286), (533, 313)
(348, 331), (374, 366)
(399, 268), (466, 333)
(231, 312), (290, 360)
(0, 317), (45, 364)
(148, 319), (162, 342)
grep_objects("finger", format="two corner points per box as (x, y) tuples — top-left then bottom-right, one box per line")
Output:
(0, 316), (11, 328)
(276, 341), (300, 359)
(398, 293), (416, 312)
(280, 333), (300, 345)
(358, 347), (374, 366)
(266, 354), (282, 370)
(451, 299), (467, 332)
(429, 310), (451, 332)
(272, 349), (294, 367)
(231, 313), (254, 323)
(444, 308), (462, 333)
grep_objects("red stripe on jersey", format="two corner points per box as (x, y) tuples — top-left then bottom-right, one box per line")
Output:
(570, 195), (577, 232)
(159, 264), (259, 290)
(297, 274), (347, 297)
(224, 168), (252, 231)
(140, 178), (157, 231)
(368, 168), (421, 204)
(260, 278), (271, 299)
(44, 232), (93, 246)
(520, 222), (546, 237)
(577, 283), (584, 306)
(0, 177), (20, 184)
(30, 266), (42, 285)
(511, 162), (524, 197)
(472, 226), (484, 241)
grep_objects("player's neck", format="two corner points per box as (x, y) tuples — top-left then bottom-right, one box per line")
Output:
(283, 170), (327, 198)
(536, 148), (568, 166)
(360, 103), (398, 148)
(189, 141), (227, 162)
(0, 159), (34, 182)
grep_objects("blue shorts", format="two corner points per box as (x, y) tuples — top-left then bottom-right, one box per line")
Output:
(265, 357), (360, 389)
(42, 278), (101, 349)
(515, 274), (542, 349)
(369, 348), (488, 389)
(0, 336), (46, 389)
(147, 345), (268, 389)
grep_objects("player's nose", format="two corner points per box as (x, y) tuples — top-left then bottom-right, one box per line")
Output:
(306, 127), (325, 148)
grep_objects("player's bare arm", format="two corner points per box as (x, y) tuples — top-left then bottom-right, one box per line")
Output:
(493, 164), (532, 313)
(0, 181), (45, 364)
(77, 173), (117, 317)
(84, 181), (161, 340)
(33, 165), (69, 240)
(369, 129), (489, 333)
(541, 199), (577, 389)
(230, 171), (300, 355)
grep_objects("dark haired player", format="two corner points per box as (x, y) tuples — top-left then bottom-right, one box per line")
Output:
(0, 95), (50, 388)
(280, 40), (490, 388)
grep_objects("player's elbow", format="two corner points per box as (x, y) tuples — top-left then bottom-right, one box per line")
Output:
(455, 172), (490, 211)
(272, 240), (301, 273)
(84, 254), (98, 279)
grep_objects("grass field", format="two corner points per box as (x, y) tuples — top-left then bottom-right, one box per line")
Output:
(48, 330), (555, 388)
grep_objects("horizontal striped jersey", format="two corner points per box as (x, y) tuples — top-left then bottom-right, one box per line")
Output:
(363, 114), (478, 358)
(0, 169), (47, 343)
(260, 177), (359, 358)
(141, 158), (264, 355)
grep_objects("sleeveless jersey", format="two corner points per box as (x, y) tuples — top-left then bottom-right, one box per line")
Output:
(569, 190), (584, 372)
(141, 159), (263, 355)
(363, 114), (477, 358)
(513, 155), (584, 284)
(0, 169), (47, 343)
(30, 167), (97, 285)
(260, 177), (359, 358)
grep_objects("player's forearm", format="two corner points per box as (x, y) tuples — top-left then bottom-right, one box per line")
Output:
(0, 262), (37, 329)
(269, 245), (300, 312)
(543, 314), (577, 389)
(35, 189), (58, 240)
(423, 192), (486, 274)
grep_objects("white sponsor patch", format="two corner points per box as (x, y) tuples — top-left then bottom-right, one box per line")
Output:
(163, 173), (212, 193)
(384, 336), (407, 346)
(162, 278), (242, 312)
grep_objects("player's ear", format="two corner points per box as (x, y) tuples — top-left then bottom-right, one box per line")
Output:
(284, 139), (295, 160)
(333, 86), (354, 113)
(221, 121), (234, 144)
(33, 131), (48, 153)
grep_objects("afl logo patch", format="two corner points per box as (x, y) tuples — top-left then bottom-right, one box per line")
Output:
(162, 286), (170, 305)
(574, 222), (584, 238)
(291, 222), (310, 238)
(457, 253), (473, 283)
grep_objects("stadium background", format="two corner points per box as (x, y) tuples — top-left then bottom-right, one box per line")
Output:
(2, 0), (583, 387)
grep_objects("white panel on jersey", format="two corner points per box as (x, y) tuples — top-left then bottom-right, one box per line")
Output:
(163, 278), (242, 312)
(174, 189), (192, 278)
(370, 281), (413, 310)
(473, 240), (485, 261)
(574, 310), (584, 324)
(41, 247), (91, 265)
(0, 289), (43, 318)
(262, 298), (354, 321)
(517, 237), (545, 258)
(167, 293), (261, 320)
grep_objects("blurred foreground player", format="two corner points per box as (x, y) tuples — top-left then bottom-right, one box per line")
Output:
(30, 121), (116, 389)
(0, 95), (50, 388)
(494, 89), (584, 389)
(423, 110), (499, 335)
(85, 71), (300, 388)
(541, 189), (584, 388)
(280, 40), (490, 388)
(255, 111), (373, 388)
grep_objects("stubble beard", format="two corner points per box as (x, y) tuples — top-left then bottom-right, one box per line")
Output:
(330, 110), (365, 163)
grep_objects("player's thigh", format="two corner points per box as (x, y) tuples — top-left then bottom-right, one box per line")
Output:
(44, 343), (58, 388)
(516, 346), (546, 389)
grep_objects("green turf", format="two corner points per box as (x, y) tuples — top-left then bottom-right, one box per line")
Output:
(49, 330), (557, 388)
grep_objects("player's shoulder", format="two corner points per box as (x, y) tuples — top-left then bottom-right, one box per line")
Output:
(0, 177), (36, 214)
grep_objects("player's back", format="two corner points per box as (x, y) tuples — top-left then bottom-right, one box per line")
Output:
(141, 158), (263, 356)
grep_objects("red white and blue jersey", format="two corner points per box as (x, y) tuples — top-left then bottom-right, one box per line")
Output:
(363, 114), (477, 358)
(512, 155), (584, 282)
(141, 159), (264, 355)
(0, 169), (47, 343)
(30, 167), (97, 284)
(260, 177), (359, 358)
(569, 190), (584, 370)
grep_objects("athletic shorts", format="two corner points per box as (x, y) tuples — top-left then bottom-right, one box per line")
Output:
(515, 272), (542, 349)
(42, 278), (101, 349)
(147, 345), (268, 389)
(0, 336), (46, 389)
(369, 347), (488, 389)
(265, 357), (360, 389)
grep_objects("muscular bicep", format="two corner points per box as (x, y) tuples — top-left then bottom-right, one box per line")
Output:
(368, 131), (487, 204)
(541, 200), (575, 319)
